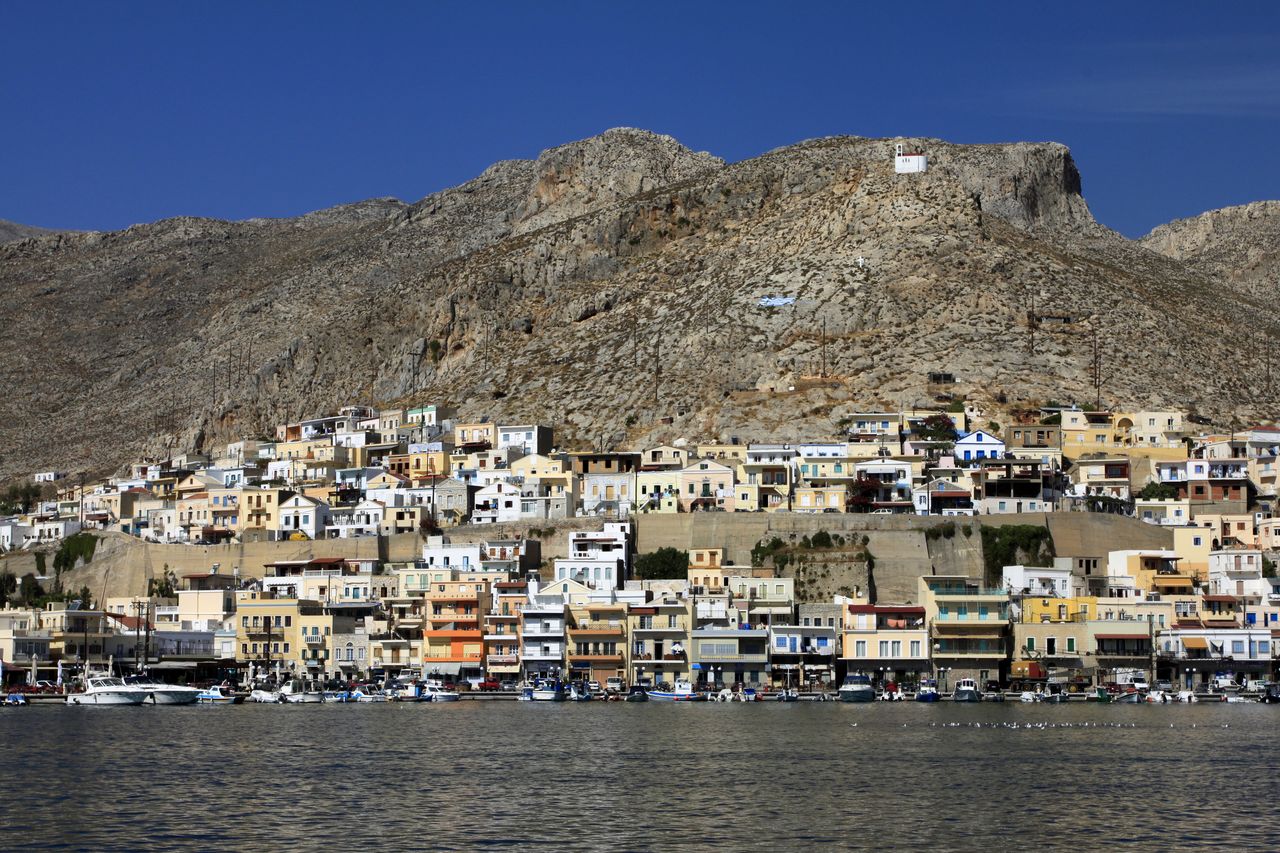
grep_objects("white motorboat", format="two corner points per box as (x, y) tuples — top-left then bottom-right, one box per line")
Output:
(347, 685), (387, 703)
(952, 678), (982, 702)
(249, 686), (280, 703)
(531, 679), (566, 701)
(915, 680), (940, 702)
(278, 679), (324, 703)
(838, 674), (874, 703)
(196, 684), (243, 705)
(65, 675), (149, 706)
(647, 680), (703, 701)
(421, 680), (460, 702)
(123, 675), (201, 705)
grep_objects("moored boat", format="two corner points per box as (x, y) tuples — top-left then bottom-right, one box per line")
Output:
(196, 684), (243, 705)
(123, 675), (201, 705)
(422, 680), (460, 702)
(531, 678), (567, 701)
(952, 678), (982, 702)
(624, 685), (649, 702)
(65, 675), (149, 706)
(838, 674), (874, 703)
(915, 679), (940, 702)
(278, 679), (324, 703)
(647, 680), (703, 701)
(568, 682), (594, 701)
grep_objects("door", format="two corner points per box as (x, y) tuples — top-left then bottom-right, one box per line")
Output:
(1047, 637), (1057, 656)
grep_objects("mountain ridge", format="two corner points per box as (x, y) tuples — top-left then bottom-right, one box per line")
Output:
(1, 129), (1277, 481)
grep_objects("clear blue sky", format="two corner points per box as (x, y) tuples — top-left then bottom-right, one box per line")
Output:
(3, 2), (1278, 237)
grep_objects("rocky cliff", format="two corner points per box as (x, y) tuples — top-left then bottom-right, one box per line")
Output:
(1, 129), (1277, 479)
(1140, 200), (1280, 300)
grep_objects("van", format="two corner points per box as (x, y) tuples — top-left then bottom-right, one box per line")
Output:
(605, 676), (625, 693)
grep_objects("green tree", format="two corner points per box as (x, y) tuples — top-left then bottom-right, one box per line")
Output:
(0, 570), (15, 603)
(1136, 481), (1177, 500)
(17, 573), (41, 606)
(634, 547), (689, 580)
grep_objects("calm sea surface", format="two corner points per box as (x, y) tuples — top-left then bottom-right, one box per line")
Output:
(2, 701), (1278, 851)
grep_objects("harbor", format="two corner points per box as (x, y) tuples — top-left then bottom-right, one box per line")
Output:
(2, 699), (1277, 850)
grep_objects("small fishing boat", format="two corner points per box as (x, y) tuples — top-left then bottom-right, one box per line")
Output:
(775, 687), (799, 702)
(278, 679), (324, 703)
(568, 682), (594, 701)
(915, 679), (940, 702)
(952, 678), (982, 702)
(838, 674), (875, 703)
(1091, 686), (1113, 703)
(624, 685), (649, 702)
(532, 679), (566, 701)
(1262, 684), (1280, 704)
(1113, 688), (1143, 704)
(421, 680), (460, 702)
(647, 680), (703, 701)
(196, 684), (243, 705)
(347, 685), (386, 703)
(4, 692), (28, 706)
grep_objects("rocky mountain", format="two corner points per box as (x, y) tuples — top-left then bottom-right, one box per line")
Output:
(1140, 201), (1280, 300)
(0, 219), (59, 244)
(1, 128), (1277, 480)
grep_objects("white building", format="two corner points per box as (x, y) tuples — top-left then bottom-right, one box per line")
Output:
(472, 482), (522, 524)
(954, 430), (1005, 465)
(277, 495), (330, 541)
(1002, 564), (1074, 598)
(893, 143), (927, 174)
(553, 523), (632, 590)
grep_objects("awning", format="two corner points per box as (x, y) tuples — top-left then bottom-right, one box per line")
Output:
(1094, 634), (1149, 640)
(148, 661), (198, 669)
(1180, 637), (1209, 650)
(423, 661), (463, 675)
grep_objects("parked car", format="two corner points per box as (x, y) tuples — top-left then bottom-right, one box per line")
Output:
(499, 679), (518, 691)
(588, 680), (601, 693)
(477, 679), (500, 692)
(605, 676), (625, 693)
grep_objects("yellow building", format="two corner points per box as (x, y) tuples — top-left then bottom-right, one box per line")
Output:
(234, 590), (341, 679)
(627, 595), (692, 687)
(920, 575), (1010, 685)
(566, 601), (628, 686)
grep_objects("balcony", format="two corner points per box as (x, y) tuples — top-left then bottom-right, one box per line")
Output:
(569, 623), (626, 636)
(632, 623), (688, 634)
(486, 654), (518, 666)
(522, 648), (563, 660)
(303, 635), (325, 646)
(569, 653), (624, 663)
(693, 652), (768, 664)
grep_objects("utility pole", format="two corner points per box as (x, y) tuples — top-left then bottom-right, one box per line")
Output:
(1089, 327), (1109, 410)
(820, 319), (827, 378)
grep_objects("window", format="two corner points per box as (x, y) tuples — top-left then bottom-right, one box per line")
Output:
(854, 640), (866, 657)
(283, 643), (289, 653)
(890, 640), (901, 657)
(910, 640), (921, 657)
(878, 640), (890, 657)
(1066, 637), (1076, 653)
(1232, 640), (1245, 655)
(1026, 637), (1035, 652)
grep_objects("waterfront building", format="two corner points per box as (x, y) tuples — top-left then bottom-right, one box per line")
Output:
(920, 575), (1011, 687)
(627, 594), (691, 688)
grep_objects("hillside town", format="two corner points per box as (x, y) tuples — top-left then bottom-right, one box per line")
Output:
(2, 401), (1280, 700)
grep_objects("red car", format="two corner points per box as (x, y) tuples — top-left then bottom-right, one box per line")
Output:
(477, 679), (500, 692)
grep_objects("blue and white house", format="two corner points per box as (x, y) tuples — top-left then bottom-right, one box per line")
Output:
(954, 430), (1006, 465)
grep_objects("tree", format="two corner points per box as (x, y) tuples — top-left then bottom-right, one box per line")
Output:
(916, 414), (958, 444)
(0, 570), (15, 603)
(17, 573), (41, 606)
(634, 547), (689, 580)
(1136, 481), (1177, 501)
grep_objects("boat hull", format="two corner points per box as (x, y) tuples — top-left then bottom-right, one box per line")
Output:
(952, 689), (982, 702)
(838, 688), (874, 703)
(647, 691), (702, 701)
(531, 690), (565, 701)
(915, 691), (940, 703)
(66, 690), (149, 706)
(149, 688), (201, 705)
